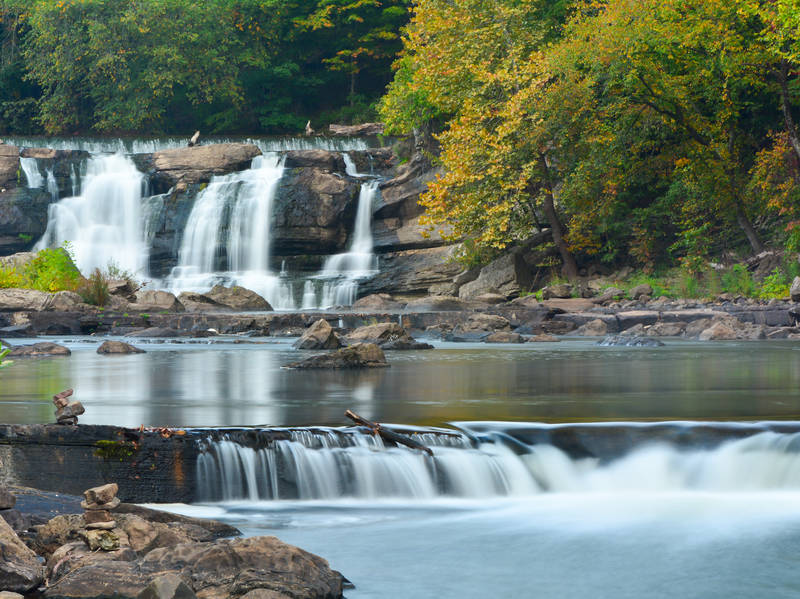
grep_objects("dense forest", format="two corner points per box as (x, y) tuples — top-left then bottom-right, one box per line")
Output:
(0, 0), (408, 134)
(3, 0), (800, 282)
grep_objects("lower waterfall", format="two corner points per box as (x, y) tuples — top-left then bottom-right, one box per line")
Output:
(195, 426), (800, 502)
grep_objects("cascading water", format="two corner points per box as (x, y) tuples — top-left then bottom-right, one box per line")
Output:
(167, 153), (294, 307)
(20, 157), (43, 188)
(302, 180), (380, 309)
(35, 153), (149, 276)
(196, 427), (800, 502)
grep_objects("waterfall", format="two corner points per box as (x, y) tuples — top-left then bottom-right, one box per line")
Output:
(167, 153), (294, 308)
(20, 157), (43, 188)
(196, 428), (800, 502)
(35, 153), (148, 276)
(309, 180), (379, 308)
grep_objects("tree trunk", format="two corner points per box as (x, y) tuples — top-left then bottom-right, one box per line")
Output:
(736, 207), (764, 254)
(538, 154), (579, 281)
(778, 60), (800, 163)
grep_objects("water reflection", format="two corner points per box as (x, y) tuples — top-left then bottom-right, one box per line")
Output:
(1, 339), (800, 427)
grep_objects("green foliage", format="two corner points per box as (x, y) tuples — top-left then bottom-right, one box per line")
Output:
(721, 265), (756, 297)
(0, 347), (12, 370)
(78, 268), (110, 306)
(0, 247), (82, 292)
(94, 439), (137, 460)
(758, 268), (792, 300)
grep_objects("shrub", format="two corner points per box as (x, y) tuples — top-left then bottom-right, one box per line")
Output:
(721, 264), (755, 297)
(0, 246), (82, 292)
(0, 347), (12, 369)
(78, 269), (110, 306)
(758, 268), (791, 299)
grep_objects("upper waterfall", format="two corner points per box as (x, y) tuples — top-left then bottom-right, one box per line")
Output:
(35, 153), (149, 276)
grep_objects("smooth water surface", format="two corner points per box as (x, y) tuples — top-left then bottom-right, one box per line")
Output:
(2, 337), (800, 427)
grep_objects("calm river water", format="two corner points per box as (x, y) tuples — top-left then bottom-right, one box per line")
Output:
(4, 336), (800, 598)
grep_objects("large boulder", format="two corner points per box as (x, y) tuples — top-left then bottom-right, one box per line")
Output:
(0, 288), (53, 311)
(130, 290), (185, 313)
(574, 318), (609, 336)
(140, 144), (262, 193)
(0, 515), (43, 593)
(541, 284), (572, 300)
(358, 246), (462, 297)
(0, 187), (55, 254)
(329, 122), (384, 136)
(593, 287), (625, 304)
(458, 251), (533, 299)
(284, 150), (346, 172)
(351, 293), (404, 311)
(203, 285), (272, 311)
(286, 343), (388, 369)
(50, 291), (90, 312)
(344, 322), (432, 350)
(176, 292), (230, 313)
(0, 144), (20, 189)
(293, 319), (343, 350)
(272, 168), (360, 255)
(628, 283), (654, 299)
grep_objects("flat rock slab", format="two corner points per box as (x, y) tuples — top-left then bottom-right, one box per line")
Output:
(286, 343), (388, 369)
(8, 342), (71, 357)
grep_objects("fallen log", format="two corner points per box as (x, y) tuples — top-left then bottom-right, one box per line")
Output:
(345, 410), (433, 456)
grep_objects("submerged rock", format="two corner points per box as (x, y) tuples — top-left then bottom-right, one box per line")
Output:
(286, 343), (388, 369)
(597, 335), (664, 347)
(97, 340), (145, 355)
(8, 342), (71, 357)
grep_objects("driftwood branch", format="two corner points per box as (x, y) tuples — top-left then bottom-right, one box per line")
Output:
(188, 131), (200, 147)
(345, 410), (433, 456)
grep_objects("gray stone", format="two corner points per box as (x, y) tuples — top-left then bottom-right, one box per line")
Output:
(55, 401), (85, 421)
(594, 287), (625, 304)
(284, 150), (346, 172)
(485, 332), (524, 343)
(405, 295), (470, 312)
(176, 292), (231, 313)
(131, 290), (185, 313)
(628, 283), (653, 299)
(473, 292), (508, 305)
(127, 327), (182, 338)
(646, 322), (686, 337)
(574, 318), (609, 336)
(351, 294), (404, 311)
(144, 143), (262, 192)
(0, 144), (19, 189)
(84, 483), (119, 505)
(597, 335), (664, 347)
(50, 291), (90, 312)
(698, 321), (738, 341)
(541, 284), (572, 299)
(137, 573), (197, 599)
(791, 276), (800, 302)
(203, 285), (272, 311)
(97, 340), (145, 355)
(293, 319), (343, 350)
(345, 322), (407, 345)
(0, 288), (52, 311)
(0, 514), (43, 593)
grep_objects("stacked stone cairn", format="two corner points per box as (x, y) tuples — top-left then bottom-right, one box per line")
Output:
(80, 483), (120, 551)
(52, 388), (84, 425)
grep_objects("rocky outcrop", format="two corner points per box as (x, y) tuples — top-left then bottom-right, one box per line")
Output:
(284, 150), (346, 172)
(0, 187), (54, 254)
(137, 144), (262, 193)
(0, 515), (43, 593)
(404, 295), (471, 312)
(286, 343), (388, 368)
(97, 340), (145, 355)
(485, 331), (524, 343)
(351, 293), (405, 311)
(458, 251), (534, 299)
(0, 288), (53, 311)
(293, 319), (343, 349)
(345, 322), (432, 349)
(347, 148), (396, 177)
(272, 168), (360, 255)
(329, 122), (384, 136)
(203, 285), (272, 311)
(176, 292), (231, 313)
(359, 246), (463, 297)
(541, 284), (572, 300)
(0, 144), (20, 189)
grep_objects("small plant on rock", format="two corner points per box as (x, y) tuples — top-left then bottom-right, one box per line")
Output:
(78, 268), (110, 306)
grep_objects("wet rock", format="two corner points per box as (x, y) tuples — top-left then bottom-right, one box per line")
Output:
(485, 332), (524, 343)
(574, 318), (608, 336)
(0, 514), (44, 593)
(284, 150), (346, 172)
(458, 251), (533, 299)
(141, 536), (344, 599)
(97, 340), (145, 355)
(597, 335), (665, 347)
(346, 322), (432, 350)
(619, 323), (645, 336)
(347, 148), (397, 177)
(359, 246), (462, 296)
(698, 321), (737, 341)
(380, 337), (433, 350)
(628, 283), (653, 299)
(0, 486), (16, 509)
(791, 276), (800, 302)
(143, 143), (262, 192)
(131, 290), (185, 313)
(8, 342), (71, 357)
(541, 284), (572, 299)
(55, 402), (85, 425)
(203, 285), (272, 311)
(287, 343), (388, 369)
(527, 334), (560, 342)
(0, 288), (52, 311)
(272, 167), (360, 255)
(293, 319), (343, 350)
(351, 293), (404, 311)
(137, 573), (197, 599)
(0, 188), (55, 254)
